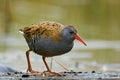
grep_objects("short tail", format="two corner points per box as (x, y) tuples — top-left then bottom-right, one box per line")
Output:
(19, 29), (24, 34)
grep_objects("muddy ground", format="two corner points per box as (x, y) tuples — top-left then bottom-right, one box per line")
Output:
(0, 71), (120, 80)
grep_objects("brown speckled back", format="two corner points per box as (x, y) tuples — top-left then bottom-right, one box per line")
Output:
(20, 21), (64, 41)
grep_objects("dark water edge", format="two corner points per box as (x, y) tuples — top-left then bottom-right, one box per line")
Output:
(0, 71), (120, 80)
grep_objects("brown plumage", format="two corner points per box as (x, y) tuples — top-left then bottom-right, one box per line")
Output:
(20, 21), (64, 41)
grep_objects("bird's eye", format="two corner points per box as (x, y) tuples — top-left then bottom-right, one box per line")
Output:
(70, 31), (74, 34)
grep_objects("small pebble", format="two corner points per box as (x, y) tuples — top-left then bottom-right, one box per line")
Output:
(74, 73), (78, 76)
(98, 77), (102, 80)
(22, 74), (30, 78)
(14, 72), (18, 74)
(62, 74), (66, 76)
(92, 71), (96, 73)
(63, 71), (67, 73)
(70, 70), (74, 72)
(72, 72), (76, 74)
(14, 72), (21, 74)
(78, 72), (82, 73)
(7, 72), (11, 75)
(19, 78), (22, 80)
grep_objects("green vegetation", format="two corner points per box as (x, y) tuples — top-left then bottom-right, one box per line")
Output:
(0, 0), (120, 40)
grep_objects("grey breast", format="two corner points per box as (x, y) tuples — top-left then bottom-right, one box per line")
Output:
(27, 35), (73, 57)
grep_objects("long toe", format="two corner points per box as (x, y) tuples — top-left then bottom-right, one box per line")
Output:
(27, 69), (39, 74)
(41, 71), (61, 76)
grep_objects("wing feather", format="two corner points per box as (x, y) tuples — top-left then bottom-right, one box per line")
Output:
(20, 21), (64, 41)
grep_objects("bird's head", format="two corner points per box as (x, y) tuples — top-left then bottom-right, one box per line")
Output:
(61, 25), (87, 46)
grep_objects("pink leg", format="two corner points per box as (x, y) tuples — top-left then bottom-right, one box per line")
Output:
(42, 56), (61, 76)
(26, 50), (39, 73)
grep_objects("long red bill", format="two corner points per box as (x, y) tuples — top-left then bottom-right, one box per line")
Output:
(74, 35), (87, 46)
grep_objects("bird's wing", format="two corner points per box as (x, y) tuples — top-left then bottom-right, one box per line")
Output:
(20, 21), (64, 41)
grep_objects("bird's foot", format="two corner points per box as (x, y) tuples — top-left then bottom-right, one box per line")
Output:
(41, 71), (61, 76)
(27, 69), (39, 74)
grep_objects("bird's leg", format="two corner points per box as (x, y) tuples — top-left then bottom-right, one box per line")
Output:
(42, 56), (51, 72)
(42, 56), (61, 76)
(26, 50), (39, 73)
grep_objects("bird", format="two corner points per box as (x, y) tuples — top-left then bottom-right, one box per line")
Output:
(19, 21), (87, 75)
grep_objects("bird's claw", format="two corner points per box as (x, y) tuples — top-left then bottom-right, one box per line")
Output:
(26, 69), (39, 74)
(41, 71), (61, 77)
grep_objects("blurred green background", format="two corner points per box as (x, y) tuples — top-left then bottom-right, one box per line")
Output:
(0, 0), (120, 72)
(0, 0), (120, 40)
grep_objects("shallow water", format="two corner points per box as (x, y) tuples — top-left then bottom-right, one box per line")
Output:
(0, 37), (120, 72)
